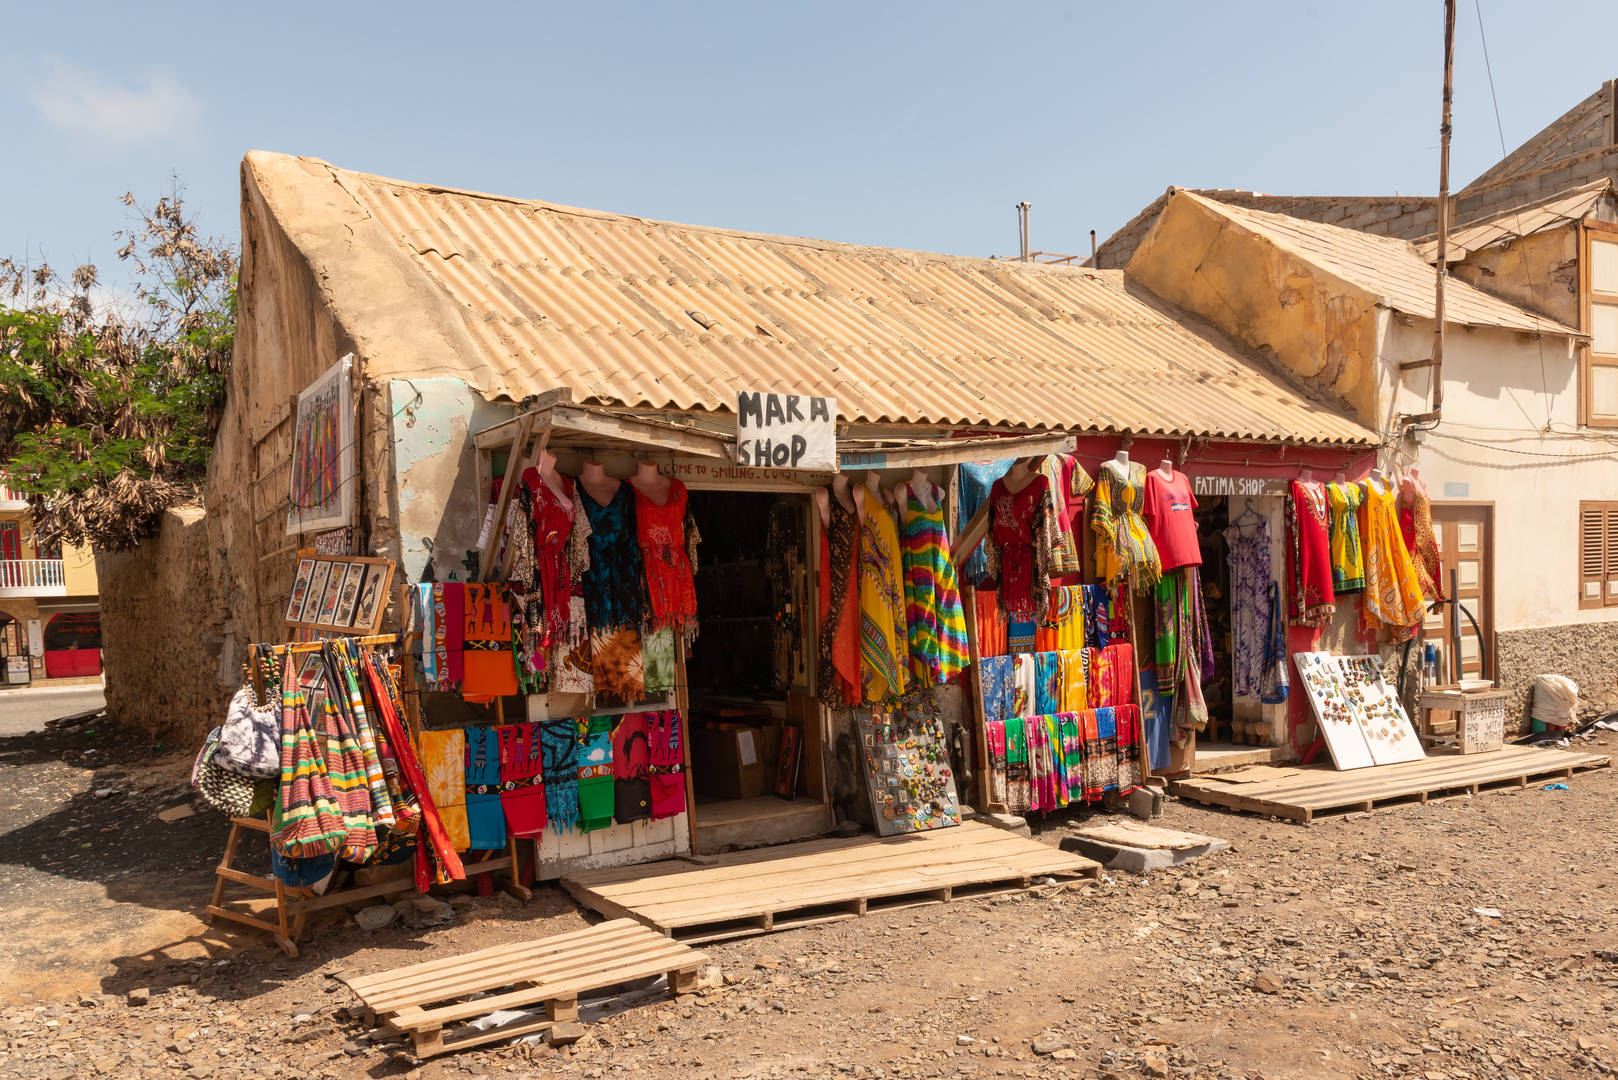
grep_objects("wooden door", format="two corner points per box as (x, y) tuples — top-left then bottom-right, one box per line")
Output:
(0, 522), (18, 561)
(1430, 505), (1493, 682)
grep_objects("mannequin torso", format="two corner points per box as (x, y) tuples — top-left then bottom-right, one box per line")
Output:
(579, 462), (620, 507)
(629, 460), (672, 506)
(832, 474), (857, 514)
(537, 450), (571, 503)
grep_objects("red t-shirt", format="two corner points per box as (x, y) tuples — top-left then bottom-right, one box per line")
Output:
(1143, 470), (1201, 570)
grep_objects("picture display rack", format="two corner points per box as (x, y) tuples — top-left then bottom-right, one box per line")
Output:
(284, 553), (396, 636)
(1292, 651), (1425, 771)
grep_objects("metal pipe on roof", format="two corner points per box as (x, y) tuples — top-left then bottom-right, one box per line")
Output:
(1017, 202), (1032, 263)
(1090, 230), (1097, 267)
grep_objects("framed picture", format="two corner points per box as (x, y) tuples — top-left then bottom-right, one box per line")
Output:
(286, 354), (355, 535)
(774, 723), (803, 800)
(333, 563), (366, 626)
(301, 560), (333, 623)
(351, 566), (385, 631)
(312, 565), (346, 626)
(284, 558), (316, 622)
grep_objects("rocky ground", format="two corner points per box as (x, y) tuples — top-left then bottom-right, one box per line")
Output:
(2, 707), (1617, 1080)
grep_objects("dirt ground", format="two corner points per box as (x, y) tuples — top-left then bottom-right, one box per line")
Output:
(2, 707), (1617, 1080)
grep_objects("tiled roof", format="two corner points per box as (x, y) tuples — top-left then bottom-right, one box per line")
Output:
(244, 152), (1377, 445)
(1178, 192), (1580, 337)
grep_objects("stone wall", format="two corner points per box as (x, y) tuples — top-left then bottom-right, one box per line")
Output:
(1494, 622), (1618, 735)
(98, 506), (234, 744)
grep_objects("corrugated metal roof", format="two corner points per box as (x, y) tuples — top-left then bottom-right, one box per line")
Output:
(1178, 192), (1581, 337)
(1414, 180), (1614, 261)
(245, 152), (1376, 445)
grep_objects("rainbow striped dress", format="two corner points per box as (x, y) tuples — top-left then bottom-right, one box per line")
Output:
(900, 490), (970, 688)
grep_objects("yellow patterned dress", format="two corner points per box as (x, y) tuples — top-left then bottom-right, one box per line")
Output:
(1325, 481), (1365, 593)
(1092, 459), (1161, 588)
(858, 496), (909, 703)
(1359, 479), (1425, 642)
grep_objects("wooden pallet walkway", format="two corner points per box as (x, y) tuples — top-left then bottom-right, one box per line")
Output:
(1169, 744), (1610, 823)
(344, 919), (707, 1057)
(561, 820), (1098, 943)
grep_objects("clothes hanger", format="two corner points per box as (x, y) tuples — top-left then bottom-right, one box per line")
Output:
(1231, 498), (1263, 535)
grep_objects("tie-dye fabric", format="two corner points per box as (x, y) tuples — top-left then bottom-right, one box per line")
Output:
(900, 491), (970, 687)
(419, 729), (471, 852)
(1012, 653), (1037, 718)
(1034, 652), (1061, 715)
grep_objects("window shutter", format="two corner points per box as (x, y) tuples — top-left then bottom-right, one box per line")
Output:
(1581, 506), (1607, 607)
(1607, 508), (1618, 606)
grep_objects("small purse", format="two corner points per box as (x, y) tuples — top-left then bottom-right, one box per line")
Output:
(214, 683), (282, 779)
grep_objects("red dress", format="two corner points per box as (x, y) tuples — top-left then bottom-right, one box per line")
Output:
(635, 480), (699, 636)
(1287, 480), (1336, 627)
(987, 474), (1051, 622)
(522, 468), (577, 646)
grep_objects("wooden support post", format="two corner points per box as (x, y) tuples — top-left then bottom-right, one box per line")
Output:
(497, 423), (553, 583)
(668, 966), (699, 997)
(478, 411), (536, 583)
(545, 996), (579, 1024)
(675, 635), (698, 855)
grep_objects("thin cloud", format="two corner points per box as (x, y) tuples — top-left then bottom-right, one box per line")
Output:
(27, 54), (202, 150)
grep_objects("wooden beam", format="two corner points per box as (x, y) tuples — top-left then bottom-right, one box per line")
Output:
(838, 434), (1076, 472)
(950, 498), (993, 569)
(549, 407), (731, 459)
(478, 411), (535, 582)
(470, 389), (574, 449)
(497, 423), (552, 582)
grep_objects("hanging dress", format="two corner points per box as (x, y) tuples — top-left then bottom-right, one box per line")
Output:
(817, 497), (863, 706)
(1399, 475), (1446, 602)
(984, 473), (1054, 624)
(858, 495), (908, 703)
(1041, 454), (1094, 576)
(957, 460), (1015, 586)
(582, 484), (645, 632)
(635, 479), (701, 642)
(1360, 478), (1426, 641)
(1223, 519), (1271, 699)
(900, 488), (970, 688)
(1325, 481), (1366, 594)
(1286, 480), (1336, 627)
(522, 469), (588, 647)
(1091, 459), (1161, 589)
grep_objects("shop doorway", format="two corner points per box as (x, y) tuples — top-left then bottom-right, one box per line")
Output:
(683, 489), (830, 850)
(1426, 504), (1494, 682)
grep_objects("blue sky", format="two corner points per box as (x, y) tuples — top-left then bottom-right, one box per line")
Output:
(4, 1), (1617, 289)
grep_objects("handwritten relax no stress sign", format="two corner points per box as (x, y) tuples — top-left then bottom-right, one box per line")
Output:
(734, 392), (837, 470)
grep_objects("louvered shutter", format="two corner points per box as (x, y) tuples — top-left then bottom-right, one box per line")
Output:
(1607, 508), (1618, 607)
(1581, 506), (1607, 608)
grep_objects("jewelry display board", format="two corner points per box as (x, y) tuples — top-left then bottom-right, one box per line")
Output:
(857, 698), (961, 836)
(1293, 651), (1425, 770)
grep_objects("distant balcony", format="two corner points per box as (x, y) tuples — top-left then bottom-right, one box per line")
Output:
(0, 559), (66, 597)
(0, 482), (25, 512)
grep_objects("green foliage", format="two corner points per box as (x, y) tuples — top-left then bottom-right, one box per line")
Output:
(0, 183), (237, 551)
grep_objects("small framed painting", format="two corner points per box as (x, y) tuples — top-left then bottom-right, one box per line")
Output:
(284, 558), (316, 622)
(351, 565), (387, 632)
(333, 563), (366, 626)
(302, 561), (333, 623)
(313, 565), (346, 626)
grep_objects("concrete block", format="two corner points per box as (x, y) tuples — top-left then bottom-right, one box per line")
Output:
(1059, 822), (1230, 875)
(974, 812), (1031, 839)
(1126, 786), (1163, 820)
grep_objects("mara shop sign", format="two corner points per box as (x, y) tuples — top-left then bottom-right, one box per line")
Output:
(735, 391), (836, 470)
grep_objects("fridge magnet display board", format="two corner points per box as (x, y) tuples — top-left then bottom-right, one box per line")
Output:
(857, 698), (961, 836)
(1293, 651), (1425, 770)
(286, 553), (396, 635)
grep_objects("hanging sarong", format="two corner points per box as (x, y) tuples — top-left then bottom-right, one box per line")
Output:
(419, 729), (470, 852)
(462, 583), (519, 702)
(590, 626), (644, 707)
(1058, 712), (1084, 802)
(360, 651), (464, 889)
(1094, 708), (1121, 792)
(271, 654), (345, 860)
(985, 719), (1009, 807)
(1012, 653), (1037, 718)
(642, 625), (676, 695)
(1105, 642), (1136, 708)
(577, 716), (615, 832)
(540, 720), (580, 834)
(1059, 648), (1088, 712)
(1115, 704), (1144, 794)
(497, 722), (547, 838)
(1034, 652), (1061, 716)
(1078, 710), (1105, 802)
(1089, 647), (1115, 709)
(1003, 716), (1031, 813)
(1006, 619), (1037, 655)
(463, 724), (506, 850)
(973, 588), (1007, 659)
(647, 710), (687, 820)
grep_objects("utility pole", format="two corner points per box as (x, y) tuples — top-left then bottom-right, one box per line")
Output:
(1433, 0), (1455, 414)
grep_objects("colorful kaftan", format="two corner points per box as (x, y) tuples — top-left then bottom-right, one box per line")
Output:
(900, 489), (970, 687)
(858, 496), (908, 702)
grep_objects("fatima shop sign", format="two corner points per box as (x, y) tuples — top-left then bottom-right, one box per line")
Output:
(734, 391), (836, 470)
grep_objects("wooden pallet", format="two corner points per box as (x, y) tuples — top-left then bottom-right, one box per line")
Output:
(1169, 745), (1611, 824)
(561, 820), (1098, 943)
(344, 919), (707, 1057)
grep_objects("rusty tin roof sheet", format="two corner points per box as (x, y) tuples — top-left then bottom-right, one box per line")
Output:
(246, 152), (1376, 444)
